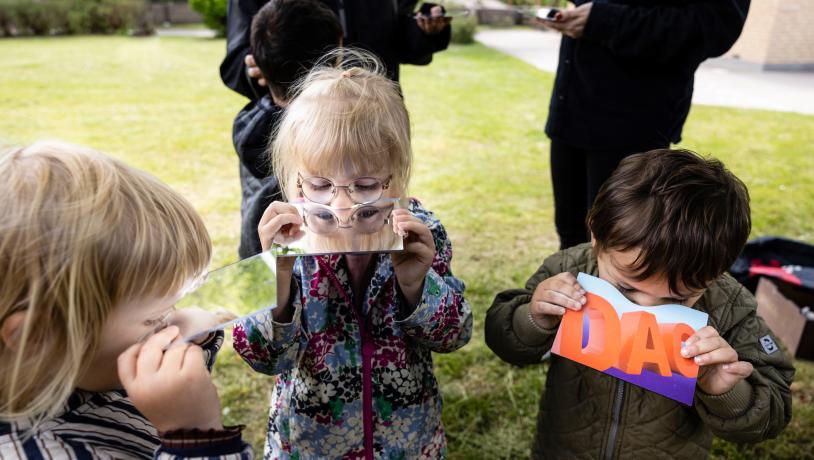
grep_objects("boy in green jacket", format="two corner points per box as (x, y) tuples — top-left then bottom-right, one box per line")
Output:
(485, 149), (794, 459)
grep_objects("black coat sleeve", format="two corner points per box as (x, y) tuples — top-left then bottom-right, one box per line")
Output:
(582, 0), (750, 67)
(396, 1), (451, 66)
(232, 99), (283, 179)
(220, 0), (266, 101)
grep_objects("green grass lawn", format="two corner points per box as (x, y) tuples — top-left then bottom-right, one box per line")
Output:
(1, 36), (813, 459)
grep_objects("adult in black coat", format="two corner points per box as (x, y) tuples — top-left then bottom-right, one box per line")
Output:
(543, 0), (750, 249)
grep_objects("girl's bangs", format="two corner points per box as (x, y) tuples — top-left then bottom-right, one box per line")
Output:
(290, 101), (393, 179)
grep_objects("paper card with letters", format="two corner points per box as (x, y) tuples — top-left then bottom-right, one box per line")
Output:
(551, 273), (709, 405)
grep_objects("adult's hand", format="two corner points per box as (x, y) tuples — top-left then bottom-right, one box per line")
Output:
(245, 54), (267, 87)
(416, 6), (451, 35)
(543, 2), (592, 39)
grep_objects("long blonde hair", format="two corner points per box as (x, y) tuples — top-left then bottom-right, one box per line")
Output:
(0, 141), (211, 424)
(272, 49), (413, 200)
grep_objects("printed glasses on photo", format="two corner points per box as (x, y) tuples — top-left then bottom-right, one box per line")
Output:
(297, 173), (392, 205)
(302, 199), (397, 236)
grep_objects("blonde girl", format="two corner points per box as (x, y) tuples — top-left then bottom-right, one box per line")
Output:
(232, 51), (473, 460)
(0, 141), (251, 459)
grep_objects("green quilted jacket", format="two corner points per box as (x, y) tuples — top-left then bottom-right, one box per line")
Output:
(485, 244), (794, 459)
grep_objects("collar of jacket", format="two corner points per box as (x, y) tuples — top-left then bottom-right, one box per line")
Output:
(309, 252), (395, 317)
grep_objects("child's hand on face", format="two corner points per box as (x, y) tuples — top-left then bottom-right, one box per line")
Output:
(681, 326), (754, 395)
(118, 326), (223, 433)
(530, 273), (587, 330)
(391, 208), (436, 307)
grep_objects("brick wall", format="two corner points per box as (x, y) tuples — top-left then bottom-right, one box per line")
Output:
(726, 0), (814, 70)
(763, 0), (814, 69)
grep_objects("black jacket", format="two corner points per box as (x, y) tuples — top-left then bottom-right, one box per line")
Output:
(233, 96), (284, 258)
(545, 0), (750, 151)
(220, 0), (451, 101)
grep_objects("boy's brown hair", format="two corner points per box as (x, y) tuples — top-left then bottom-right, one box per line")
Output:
(587, 149), (751, 294)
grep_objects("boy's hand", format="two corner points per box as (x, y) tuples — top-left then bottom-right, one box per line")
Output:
(118, 326), (223, 432)
(529, 273), (587, 330)
(244, 54), (267, 87)
(682, 326), (754, 395)
(391, 209), (436, 307)
(258, 201), (305, 251)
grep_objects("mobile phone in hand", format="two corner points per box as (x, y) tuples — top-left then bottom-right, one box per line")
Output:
(536, 7), (561, 22)
(418, 2), (469, 19)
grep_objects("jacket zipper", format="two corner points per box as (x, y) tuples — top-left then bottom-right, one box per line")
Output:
(604, 380), (626, 460)
(361, 332), (375, 460)
(320, 258), (374, 460)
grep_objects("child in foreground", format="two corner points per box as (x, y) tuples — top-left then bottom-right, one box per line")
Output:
(485, 149), (794, 459)
(0, 141), (252, 459)
(232, 52), (473, 459)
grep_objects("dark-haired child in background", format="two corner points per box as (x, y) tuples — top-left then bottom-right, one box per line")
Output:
(233, 0), (343, 258)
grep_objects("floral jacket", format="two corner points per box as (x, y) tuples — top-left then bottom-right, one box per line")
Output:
(233, 200), (472, 460)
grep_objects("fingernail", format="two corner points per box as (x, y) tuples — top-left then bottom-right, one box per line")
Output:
(580, 296), (586, 304)
(694, 356), (703, 364)
(558, 307), (566, 315)
(681, 348), (690, 358)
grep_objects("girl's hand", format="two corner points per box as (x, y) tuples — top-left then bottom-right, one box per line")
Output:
(530, 272), (587, 330)
(117, 326), (223, 432)
(391, 209), (436, 307)
(682, 326), (754, 395)
(258, 201), (304, 252)
(258, 202), (300, 322)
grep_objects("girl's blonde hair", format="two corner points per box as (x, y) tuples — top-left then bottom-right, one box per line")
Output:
(0, 141), (211, 424)
(272, 49), (412, 199)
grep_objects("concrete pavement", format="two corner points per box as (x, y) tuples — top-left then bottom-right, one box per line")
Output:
(476, 28), (814, 115)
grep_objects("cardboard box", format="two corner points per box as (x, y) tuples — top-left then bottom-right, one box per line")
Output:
(755, 277), (814, 360)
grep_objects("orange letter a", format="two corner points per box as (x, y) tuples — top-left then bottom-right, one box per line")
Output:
(618, 311), (672, 377)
